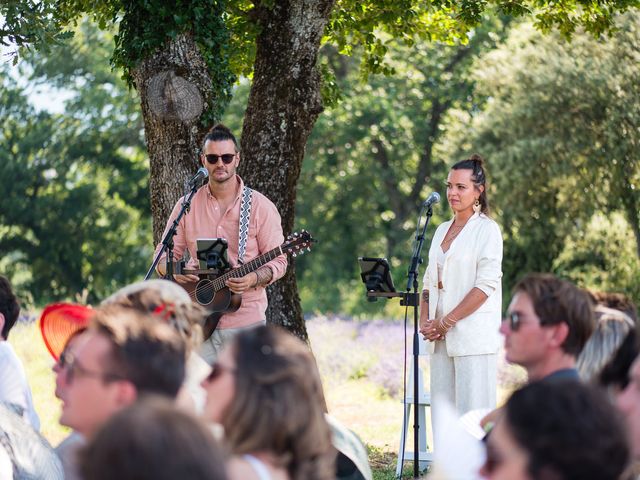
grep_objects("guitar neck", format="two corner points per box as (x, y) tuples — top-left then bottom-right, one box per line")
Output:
(211, 245), (284, 291)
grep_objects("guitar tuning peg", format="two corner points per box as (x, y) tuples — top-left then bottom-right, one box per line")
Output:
(292, 252), (297, 258)
(307, 247), (311, 252)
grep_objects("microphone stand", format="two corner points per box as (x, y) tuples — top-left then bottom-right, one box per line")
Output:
(405, 202), (434, 479)
(144, 183), (200, 281)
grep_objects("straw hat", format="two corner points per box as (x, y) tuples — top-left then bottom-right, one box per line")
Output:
(39, 303), (93, 361)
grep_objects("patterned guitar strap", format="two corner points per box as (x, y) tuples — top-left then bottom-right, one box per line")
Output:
(237, 185), (253, 265)
(202, 185), (253, 342)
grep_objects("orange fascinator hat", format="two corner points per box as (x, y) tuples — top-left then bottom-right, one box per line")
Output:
(39, 303), (94, 361)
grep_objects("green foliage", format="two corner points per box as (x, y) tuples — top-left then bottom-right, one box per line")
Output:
(52, 0), (237, 123)
(294, 19), (508, 315)
(554, 213), (640, 303)
(0, 22), (151, 305)
(466, 12), (640, 301)
(19, 21), (150, 211)
(0, 1), (72, 62)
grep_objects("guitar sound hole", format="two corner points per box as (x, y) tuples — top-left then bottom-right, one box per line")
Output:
(194, 279), (215, 305)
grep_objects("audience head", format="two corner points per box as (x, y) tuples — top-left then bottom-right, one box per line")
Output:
(0, 276), (20, 340)
(79, 397), (227, 480)
(616, 352), (640, 461)
(577, 304), (635, 381)
(58, 305), (186, 438)
(588, 290), (638, 324)
(201, 325), (335, 480)
(501, 273), (594, 380)
(599, 329), (639, 395)
(481, 378), (629, 480)
(101, 279), (205, 352)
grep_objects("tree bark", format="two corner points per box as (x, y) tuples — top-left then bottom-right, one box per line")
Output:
(239, 0), (336, 340)
(132, 33), (218, 245)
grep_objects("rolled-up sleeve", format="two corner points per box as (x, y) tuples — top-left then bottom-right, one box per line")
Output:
(474, 221), (503, 296)
(254, 196), (288, 284)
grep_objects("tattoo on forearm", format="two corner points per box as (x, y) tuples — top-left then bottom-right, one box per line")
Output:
(422, 290), (429, 303)
(255, 267), (273, 287)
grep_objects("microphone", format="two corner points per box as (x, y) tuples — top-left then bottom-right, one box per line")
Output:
(423, 191), (440, 208)
(187, 167), (209, 187)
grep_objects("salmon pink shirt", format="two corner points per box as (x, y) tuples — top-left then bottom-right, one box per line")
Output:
(154, 175), (287, 329)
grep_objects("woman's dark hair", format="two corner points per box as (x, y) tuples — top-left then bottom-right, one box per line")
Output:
(0, 276), (20, 339)
(598, 329), (639, 391)
(201, 123), (238, 151)
(505, 379), (629, 480)
(80, 397), (227, 480)
(451, 153), (489, 214)
(223, 325), (335, 480)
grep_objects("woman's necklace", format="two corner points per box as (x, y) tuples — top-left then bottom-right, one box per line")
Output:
(441, 220), (467, 251)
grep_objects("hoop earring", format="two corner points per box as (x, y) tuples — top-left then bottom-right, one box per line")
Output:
(473, 198), (481, 213)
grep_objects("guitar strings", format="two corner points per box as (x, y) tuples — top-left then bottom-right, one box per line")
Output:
(190, 247), (282, 301)
(185, 234), (309, 306)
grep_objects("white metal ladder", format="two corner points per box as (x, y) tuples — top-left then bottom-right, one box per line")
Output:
(395, 360), (433, 478)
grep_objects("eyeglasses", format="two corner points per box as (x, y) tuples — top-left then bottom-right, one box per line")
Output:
(59, 351), (124, 384)
(503, 311), (529, 331)
(204, 153), (236, 165)
(503, 311), (544, 332)
(205, 362), (236, 382)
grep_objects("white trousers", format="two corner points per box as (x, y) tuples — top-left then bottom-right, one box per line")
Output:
(430, 340), (497, 449)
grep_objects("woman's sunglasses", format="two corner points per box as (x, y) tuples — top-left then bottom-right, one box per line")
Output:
(206, 362), (237, 382)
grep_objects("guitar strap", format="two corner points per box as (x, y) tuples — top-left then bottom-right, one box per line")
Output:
(237, 186), (253, 265)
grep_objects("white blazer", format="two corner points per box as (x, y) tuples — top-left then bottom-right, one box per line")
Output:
(422, 212), (503, 357)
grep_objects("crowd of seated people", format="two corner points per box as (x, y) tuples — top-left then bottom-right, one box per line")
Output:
(2, 272), (640, 480)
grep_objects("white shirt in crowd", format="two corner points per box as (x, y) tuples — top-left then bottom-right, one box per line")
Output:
(0, 341), (40, 430)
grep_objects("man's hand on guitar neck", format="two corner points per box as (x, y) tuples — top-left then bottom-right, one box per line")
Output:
(226, 267), (273, 294)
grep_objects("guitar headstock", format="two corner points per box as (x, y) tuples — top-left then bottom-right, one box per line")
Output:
(282, 230), (315, 257)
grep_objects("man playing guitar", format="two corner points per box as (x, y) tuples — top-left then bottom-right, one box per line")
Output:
(154, 124), (287, 364)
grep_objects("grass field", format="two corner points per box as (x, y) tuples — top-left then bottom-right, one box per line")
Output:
(11, 315), (525, 479)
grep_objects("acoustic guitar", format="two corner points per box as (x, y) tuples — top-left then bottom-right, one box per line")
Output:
(180, 230), (315, 339)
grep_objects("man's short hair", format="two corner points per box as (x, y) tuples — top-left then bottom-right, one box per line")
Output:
(0, 276), (20, 339)
(514, 273), (594, 356)
(505, 378), (629, 480)
(79, 397), (227, 480)
(89, 306), (186, 398)
(201, 123), (238, 151)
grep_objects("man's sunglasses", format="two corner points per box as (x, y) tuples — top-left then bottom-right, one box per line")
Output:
(503, 311), (547, 331)
(502, 311), (521, 331)
(503, 312), (526, 331)
(204, 153), (236, 165)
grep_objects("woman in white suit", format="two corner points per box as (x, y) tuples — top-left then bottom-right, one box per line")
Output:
(420, 154), (503, 447)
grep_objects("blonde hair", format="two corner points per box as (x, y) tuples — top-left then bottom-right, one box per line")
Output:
(102, 280), (205, 352)
(577, 305), (635, 381)
(223, 326), (335, 480)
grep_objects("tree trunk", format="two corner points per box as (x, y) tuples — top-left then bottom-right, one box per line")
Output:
(132, 33), (218, 245)
(239, 0), (336, 340)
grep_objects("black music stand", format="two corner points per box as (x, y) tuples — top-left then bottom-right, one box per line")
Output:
(196, 238), (230, 272)
(358, 257), (423, 478)
(359, 257), (396, 301)
(359, 202), (434, 479)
